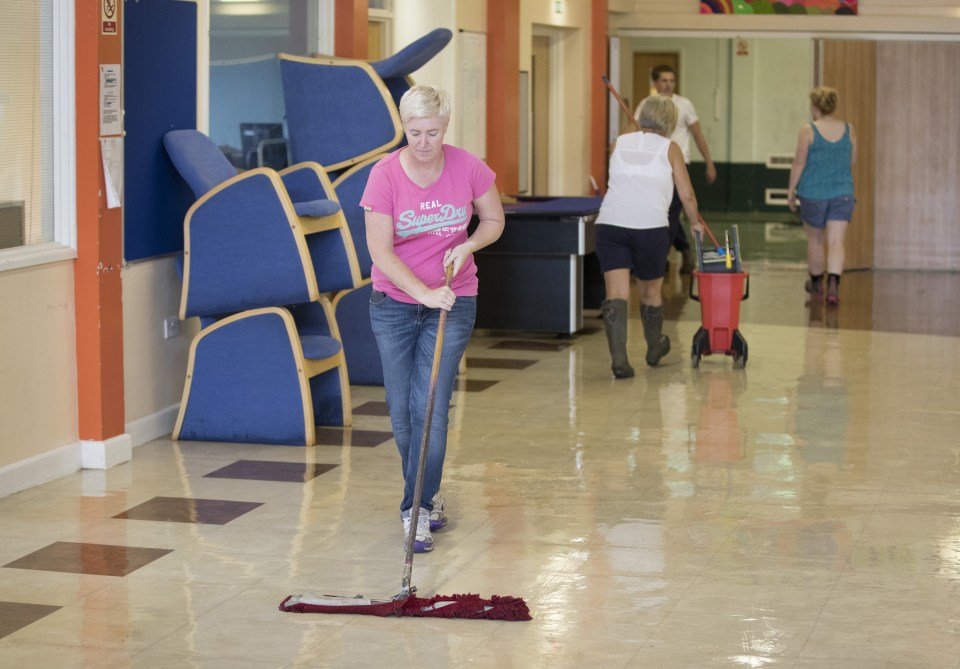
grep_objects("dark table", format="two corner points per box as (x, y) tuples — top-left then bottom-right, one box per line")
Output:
(473, 196), (602, 334)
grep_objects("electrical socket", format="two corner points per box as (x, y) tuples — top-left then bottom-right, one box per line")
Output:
(163, 316), (180, 339)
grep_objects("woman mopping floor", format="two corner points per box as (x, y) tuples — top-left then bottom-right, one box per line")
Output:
(280, 266), (530, 620)
(281, 85), (528, 621)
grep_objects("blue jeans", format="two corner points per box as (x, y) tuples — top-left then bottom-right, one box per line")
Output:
(369, 291), (476, 515)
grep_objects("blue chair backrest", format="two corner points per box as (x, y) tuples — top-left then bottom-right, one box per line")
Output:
(163, 129), (239, 199)
(370, 28), (452, 80)
(370, 28), (452, 109)
(182, 170), (316, 318)
(279, 56), (401, 173)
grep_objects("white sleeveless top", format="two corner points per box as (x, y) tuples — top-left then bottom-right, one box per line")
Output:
(597, 131), (673, 231)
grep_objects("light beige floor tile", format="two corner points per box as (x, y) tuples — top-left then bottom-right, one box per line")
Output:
(76, 578), (248, 616)
(146, 617), (339, 664)
(644, 610), (816, 659)
(4, 262), (960, 666)
(0, 641), (130, 669)
(0, 568), (116, 606)
(129, 653), (281, 669)
(288, 625), (491, 669)
(2, 606), (190, 651)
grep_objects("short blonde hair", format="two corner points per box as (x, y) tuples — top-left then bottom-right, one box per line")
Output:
(637, 95), (678, 136)
(810, 86), (839, 115)
(398, 85), (452, 126)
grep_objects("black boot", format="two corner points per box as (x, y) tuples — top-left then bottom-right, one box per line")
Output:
(601, 299), (634, 378)
(805, 273), (824, 300)
(826, 273), (841, 305)
(639, 304), (670, 367)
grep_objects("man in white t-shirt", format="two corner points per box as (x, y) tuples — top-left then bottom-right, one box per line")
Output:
(634, 65), (716, 273)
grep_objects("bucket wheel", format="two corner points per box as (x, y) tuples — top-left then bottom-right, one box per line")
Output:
(691, 327), (710, 369)
(731, 329), (748, 369)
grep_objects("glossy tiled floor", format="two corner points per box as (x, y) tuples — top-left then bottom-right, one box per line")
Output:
(2, 222), (960, 668)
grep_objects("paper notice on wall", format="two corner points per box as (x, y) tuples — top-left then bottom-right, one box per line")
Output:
(100, 137), (123, 209)
(100, 64), (122, 136)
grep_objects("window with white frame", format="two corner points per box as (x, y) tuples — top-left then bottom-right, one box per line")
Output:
(206, 1), (395, 171)
(0, 2), (75, 270)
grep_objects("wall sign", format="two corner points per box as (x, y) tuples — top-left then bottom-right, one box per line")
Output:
(102, 0), (117, 34)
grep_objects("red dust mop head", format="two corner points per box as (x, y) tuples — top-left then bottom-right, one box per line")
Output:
(279, 593), (531, 621)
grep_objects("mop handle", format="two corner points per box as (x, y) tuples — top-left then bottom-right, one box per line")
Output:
(601, 75), (642, 132)
(400, 263), (455, 597)
(698, 214), (723, 249)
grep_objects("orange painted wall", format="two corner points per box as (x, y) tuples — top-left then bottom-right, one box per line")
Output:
(590, 0), (608, 194)
(74, 1), (125, 440)
(486, 0), (520, 195)
(335, 0), (368, 58)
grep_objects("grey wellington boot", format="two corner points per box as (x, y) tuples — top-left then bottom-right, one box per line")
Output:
(639, 303), (670, 367)
(601, 299), (635, 378)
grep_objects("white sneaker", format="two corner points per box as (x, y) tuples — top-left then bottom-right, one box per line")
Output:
(402, 508), (433, 553)
(430, 493), (447, 532)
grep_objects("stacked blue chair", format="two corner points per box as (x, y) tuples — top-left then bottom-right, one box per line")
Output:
(164, 129), (363, 445)
(278, 30), (452, 385)
(278, 56), (402, 386)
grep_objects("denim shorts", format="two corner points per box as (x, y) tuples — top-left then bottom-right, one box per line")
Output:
(799, 194), (855, 229)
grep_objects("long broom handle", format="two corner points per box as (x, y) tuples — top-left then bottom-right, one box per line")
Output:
(697, 214), (723, 249)
(400, 263), (455, 598)
(601, 75), (641, 132)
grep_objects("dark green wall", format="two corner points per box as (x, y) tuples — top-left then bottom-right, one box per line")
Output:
(689, 163), (789, 213)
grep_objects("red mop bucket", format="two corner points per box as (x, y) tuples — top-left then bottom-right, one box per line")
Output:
(689, 223), (749, 369)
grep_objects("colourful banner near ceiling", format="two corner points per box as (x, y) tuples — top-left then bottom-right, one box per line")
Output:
(700, 0), (857, 14)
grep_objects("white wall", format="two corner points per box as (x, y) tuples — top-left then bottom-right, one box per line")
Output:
(520, 0), (593, 195)
(620, 36), (812, 166)
(751, 39), (812, 163)
(393, 1), (458, 139)
(394, 0), (593, 195)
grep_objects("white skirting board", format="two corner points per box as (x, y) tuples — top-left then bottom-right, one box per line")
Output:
(0, 403), (178, 499)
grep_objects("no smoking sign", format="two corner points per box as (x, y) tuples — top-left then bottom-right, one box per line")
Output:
(102, 0), (117, 35)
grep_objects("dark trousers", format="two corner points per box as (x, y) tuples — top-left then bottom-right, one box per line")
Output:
(668, 187), (689, 252)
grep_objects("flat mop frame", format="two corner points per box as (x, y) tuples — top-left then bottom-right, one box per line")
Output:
(280, 265), (531, 621)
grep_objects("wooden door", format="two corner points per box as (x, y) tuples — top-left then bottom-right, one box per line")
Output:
(874, 42), (960, 270)
(532, 35), (551, 195)
(820, 39), (876, 270)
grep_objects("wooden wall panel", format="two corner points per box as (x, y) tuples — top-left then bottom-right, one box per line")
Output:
(821, 40), (876, 271)
(875, 42), (960, 270)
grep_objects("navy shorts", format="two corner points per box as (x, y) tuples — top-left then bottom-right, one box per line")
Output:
(799, 194), (855, 229)
(595, 224), (670, 281)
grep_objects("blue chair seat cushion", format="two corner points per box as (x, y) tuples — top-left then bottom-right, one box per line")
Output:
(294, 199), (342, 218)
(300, 334), (342, 361)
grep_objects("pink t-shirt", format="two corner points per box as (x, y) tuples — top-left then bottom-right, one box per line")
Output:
(360, 145), (496, 304)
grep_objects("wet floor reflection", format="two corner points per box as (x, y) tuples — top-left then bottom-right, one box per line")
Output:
(3, 240), (960, 665)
